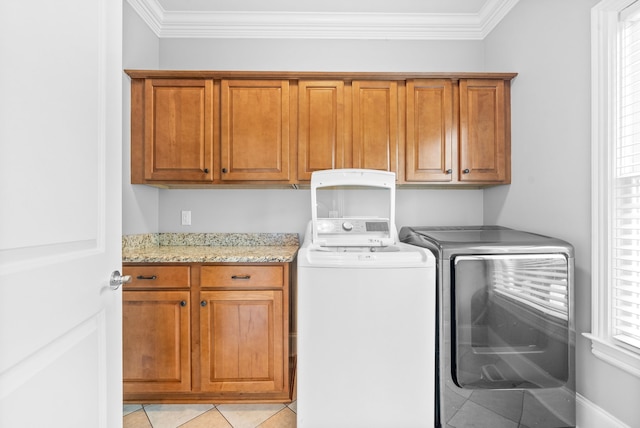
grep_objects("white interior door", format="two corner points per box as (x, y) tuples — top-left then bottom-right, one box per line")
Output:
(0, 0), (123, 427)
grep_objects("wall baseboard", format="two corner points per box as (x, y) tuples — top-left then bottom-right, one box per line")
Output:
(577, 393), (630, 428)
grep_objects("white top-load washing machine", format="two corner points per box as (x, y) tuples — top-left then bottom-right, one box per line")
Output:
(297, 169), (436, 428)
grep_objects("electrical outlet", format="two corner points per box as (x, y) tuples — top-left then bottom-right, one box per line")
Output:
(181, 210), (191, 226)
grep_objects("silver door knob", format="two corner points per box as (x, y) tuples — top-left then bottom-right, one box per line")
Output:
(110, 270), (132, 290)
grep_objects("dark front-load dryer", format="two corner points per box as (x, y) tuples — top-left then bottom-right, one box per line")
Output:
(400, 226), (575, 428)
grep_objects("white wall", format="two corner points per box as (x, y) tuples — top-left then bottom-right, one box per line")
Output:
(159, 38), (485, 72)
(484, 1), (640, 426)
(158, 188), (484, 238)
(122, 1), (161, 235)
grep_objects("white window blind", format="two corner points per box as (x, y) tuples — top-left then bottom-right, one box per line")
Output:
(613, 5), (640, 350)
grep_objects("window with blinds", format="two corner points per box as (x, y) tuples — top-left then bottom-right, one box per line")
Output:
(613, 4), (640, 350)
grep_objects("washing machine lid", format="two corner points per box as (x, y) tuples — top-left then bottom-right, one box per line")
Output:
(310, 169), (397, 247)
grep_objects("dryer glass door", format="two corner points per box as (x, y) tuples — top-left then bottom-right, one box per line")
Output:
(451, 254), (570, 389)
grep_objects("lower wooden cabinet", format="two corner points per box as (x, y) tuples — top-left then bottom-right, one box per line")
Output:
(123, 290), (191, 393)
(122, 262), (292, 403)
(199, 290), (285, 394)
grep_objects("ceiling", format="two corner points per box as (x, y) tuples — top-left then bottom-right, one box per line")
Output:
(127, 0), (520, 40)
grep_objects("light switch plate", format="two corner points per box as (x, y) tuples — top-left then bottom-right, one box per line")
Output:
(181, 210), (191, 226)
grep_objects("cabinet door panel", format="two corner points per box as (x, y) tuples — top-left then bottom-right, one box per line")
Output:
(406, 79), (453, 182)
(352, 81), (398, 173)
(459, 79), (508, 182)
(221, 80), (290, 181)
(200, 290), (285, 393)
(144, 79), (213, 181)
(123, 290), (191, 393)
(298, 81), (345, 180)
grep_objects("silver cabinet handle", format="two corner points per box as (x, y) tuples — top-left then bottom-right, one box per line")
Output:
(110, 270), (132, 290)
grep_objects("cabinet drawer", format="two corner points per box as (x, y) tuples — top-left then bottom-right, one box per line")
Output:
(123, 265), (190, 289)
(201, 265), (284, 288)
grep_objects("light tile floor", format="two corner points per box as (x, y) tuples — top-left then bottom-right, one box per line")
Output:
(124, 377), (572, 427)
(123, 402), (297, 428)
(125, 393), (565, 428)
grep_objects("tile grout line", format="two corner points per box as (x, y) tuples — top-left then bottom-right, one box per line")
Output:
(143, 406), (153, 428)
(212, 406), (235, 428)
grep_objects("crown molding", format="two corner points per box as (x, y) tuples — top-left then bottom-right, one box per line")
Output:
(126, 0), (519, 40)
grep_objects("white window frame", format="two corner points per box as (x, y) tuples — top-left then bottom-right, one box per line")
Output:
(587, 0), (640, 378)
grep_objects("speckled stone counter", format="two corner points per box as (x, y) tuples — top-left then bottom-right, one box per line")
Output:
(122, 233), (299, 263)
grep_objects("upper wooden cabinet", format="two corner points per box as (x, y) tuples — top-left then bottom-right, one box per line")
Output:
(133, 79), (214, 183)
(459, 79), (510, 183)
(297, 80), (346, 181)
(405, 78), (511, 185)
(352, 81), (399, 173)
(126, 70), (516, 187)
(220, 80), (293, 182)
(298, 80), (399, 180)
(405, 79), (454, 182)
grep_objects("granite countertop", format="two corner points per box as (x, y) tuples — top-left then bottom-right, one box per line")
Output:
(122, 233), (299, 263)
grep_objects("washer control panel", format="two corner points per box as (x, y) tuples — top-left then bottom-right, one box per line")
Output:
(315, 218), (390, 235)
